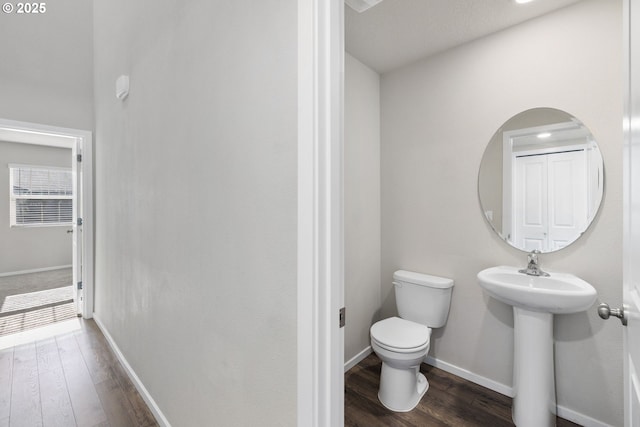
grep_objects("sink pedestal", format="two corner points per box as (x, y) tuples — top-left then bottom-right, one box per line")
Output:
(477, 266), (597, 426)
(512, 307), (556, 427)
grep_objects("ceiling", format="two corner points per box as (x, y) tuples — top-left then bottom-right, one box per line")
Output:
(345, 0), (584, 74)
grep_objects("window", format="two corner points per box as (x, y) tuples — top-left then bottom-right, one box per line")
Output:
(9, 164), (73, 226)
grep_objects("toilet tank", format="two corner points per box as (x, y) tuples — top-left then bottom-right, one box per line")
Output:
(393, 270), (454, 328)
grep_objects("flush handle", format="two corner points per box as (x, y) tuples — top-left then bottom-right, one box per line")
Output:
(597, 303), (628, 326)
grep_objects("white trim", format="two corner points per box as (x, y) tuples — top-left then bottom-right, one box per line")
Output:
(0, 118), (94, 320)
(424, 355), (514, 398)
(502, 129), (513, 240)
(79, 126), (94, 319)
(8, 163), (71, 171)
(0, 118), (78, 149)
(623, 2), (638, 426)
(297, 0), (344, 426)
(514, 143), (588, 158)
(0, 264), (72, 278)
(93, 315), (171, 427)
(556, 405), (615, 427)
(10, 223), (73, 228)
(344, 346), (372, 373)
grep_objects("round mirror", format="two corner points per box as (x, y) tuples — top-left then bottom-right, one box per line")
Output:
(478, 108), (604, 253)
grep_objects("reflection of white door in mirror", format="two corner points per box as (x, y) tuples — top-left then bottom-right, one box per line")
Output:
(512, 150), (587, 252)
(513, 154), (546, 251)
(479, 108), (604, 253)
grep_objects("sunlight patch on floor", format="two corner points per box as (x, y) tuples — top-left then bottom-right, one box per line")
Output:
(0, 317), (81, 350)
(1, 285), (73, 313)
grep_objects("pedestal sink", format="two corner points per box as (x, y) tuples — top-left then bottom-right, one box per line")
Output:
(477, 266), (597, 427)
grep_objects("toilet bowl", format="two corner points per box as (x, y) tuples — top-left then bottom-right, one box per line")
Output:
(370, 270), (453, 412)
(370, 317), (431, 411)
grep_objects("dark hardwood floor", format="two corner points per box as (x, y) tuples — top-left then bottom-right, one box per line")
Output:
(345, 353), (581, 427)
(0, 318), (158, 427)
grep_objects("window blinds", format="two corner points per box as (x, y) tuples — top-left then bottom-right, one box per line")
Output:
(9, 165), (73, 226)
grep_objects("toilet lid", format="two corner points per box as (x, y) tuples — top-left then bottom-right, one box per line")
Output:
(370, 317), (431, 350)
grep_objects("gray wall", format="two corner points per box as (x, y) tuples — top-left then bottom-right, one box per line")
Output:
(93, 1), (297, 426)
(0, 141), (72, 274)
(0, 0), (93, 129)
(380, 0), (622, 424)
(345, 53), (381, 363)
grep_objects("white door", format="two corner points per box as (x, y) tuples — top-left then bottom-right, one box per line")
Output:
(623, 0), (640, 424)
(547, 150), (588, 251)
(514, 155), (547, 251)
(71, 140), (82, 316)
(513, 151), (587, 252)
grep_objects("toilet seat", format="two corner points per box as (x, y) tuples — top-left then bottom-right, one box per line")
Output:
(370, 317), (431, 353)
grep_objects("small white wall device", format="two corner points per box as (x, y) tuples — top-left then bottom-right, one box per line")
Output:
(345, 0), (384, 13)
(116, 75), (130, 100)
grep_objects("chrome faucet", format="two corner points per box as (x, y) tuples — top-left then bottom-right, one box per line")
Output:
(518, 250), (550, 277)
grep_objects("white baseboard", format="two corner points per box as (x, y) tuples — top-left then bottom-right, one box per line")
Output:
(425, 355), (613, 427)
(0, 264), (72, 277)
(345, 346), (372, 372)
(424, 355), (514, 397)
(556, 404), (615, 427)
(93, 314), (171, 427)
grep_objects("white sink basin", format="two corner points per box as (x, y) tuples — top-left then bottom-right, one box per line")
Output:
(477, 265), (597, 314)
(477, 265), (598, 426)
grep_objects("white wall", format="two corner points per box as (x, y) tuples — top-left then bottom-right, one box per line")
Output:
(0, 141), (72, 274)
(0, 0), (93, 130)
(380, 0), (622, 425)
(345, 53), (381, 363)
(93, 1), (297, 426)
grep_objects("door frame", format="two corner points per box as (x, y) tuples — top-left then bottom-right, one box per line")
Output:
(623, 0), (640, 424)
(0, 118), (94, 319)
(297, 0), (345, 426)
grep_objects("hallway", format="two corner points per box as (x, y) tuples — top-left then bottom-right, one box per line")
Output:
(0, 318), (158, 426)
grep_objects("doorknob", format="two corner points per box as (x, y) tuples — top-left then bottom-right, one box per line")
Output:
(597, 303), (628, 326)
(66, 229), (73, 234)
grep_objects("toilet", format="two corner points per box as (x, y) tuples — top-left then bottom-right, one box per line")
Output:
(370, 270), (454, 412)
